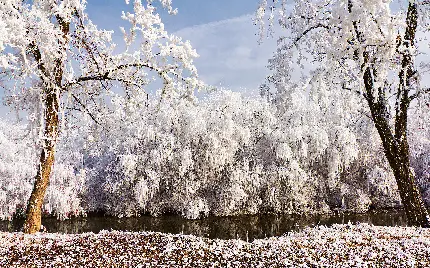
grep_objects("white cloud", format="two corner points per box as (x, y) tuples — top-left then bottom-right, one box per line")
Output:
(174, 14), (278, 95)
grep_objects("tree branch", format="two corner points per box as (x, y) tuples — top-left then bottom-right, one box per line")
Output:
(410, 88), (430, 101)
(70, 94), (101, 125)
(342, 83), (366, 98)
(290, 23), (329, 48)
(64, 62), (169, 89)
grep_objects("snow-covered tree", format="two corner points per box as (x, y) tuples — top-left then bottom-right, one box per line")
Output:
(0, 0), (202, 233)
(2, 86), (428, 221)
(257, 0), (430, 226)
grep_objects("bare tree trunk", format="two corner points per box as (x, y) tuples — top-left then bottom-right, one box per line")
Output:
(23, 90), (59, 234)
(359, 2), (429, 228)
(363, 66), (430, 227)
(364, 84), (430, 227)
(391, 2), (429, 227)
(388, 147), (429, 227)
(23, 14), (69, 234)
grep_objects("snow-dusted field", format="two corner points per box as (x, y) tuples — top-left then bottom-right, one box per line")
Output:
(1, 223), (429, 267)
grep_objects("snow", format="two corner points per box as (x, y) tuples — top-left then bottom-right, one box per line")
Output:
(1, 223), (429, 266)
(0, 0), (429, 246)
(0, 87), (429, 221)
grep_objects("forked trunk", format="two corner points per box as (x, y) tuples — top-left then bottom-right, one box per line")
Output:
(360, 2), (429, 228)
(364, 67), (430, 228)
(23, 91), (59, 234)
(368, 98), (429, 227)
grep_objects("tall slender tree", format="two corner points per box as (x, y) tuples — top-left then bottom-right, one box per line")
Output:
(0, 0), (202, 234)
(257, 0), (430, 226)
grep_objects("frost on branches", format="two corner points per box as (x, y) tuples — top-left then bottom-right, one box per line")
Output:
(0, 0), (203, 233)
(1, 88), (429, 221)
(257, 0), (430, 226)
(0, 0), (429, 226)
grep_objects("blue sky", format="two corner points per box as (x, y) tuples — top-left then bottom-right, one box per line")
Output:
(90, 0), (278, 92)
(85, 0), (261, 32)
(84, 0), (276, 92)
(0, 0), (276, 119)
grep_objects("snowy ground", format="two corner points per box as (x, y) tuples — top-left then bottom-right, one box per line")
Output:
(1, 223), (429, 267)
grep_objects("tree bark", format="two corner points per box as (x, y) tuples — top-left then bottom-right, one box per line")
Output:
(388, 145), (430, 227)
(23, 90), (59, 234)
(370, 106), (429, 227)
(362, 62), (430, 228)
(364, 80), (430, 227)
(356, 1), (429, 228)
(23, 15), (69, 234)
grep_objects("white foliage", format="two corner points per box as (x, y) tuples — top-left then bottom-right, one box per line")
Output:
(0, 120), (85, 220)
(0, 84), (429, 220)
(0, 0), (204, 221)
(0, 0), (429, 221)
(0, 122), (35, 220)
(257, 0), (430, 212)
(0, 0), (204, 139)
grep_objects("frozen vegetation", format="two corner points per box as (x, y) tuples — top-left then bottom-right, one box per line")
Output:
(0, 2), (430, 266)
(1, 223), (429, 267)
(1, 87), (429, 221)
(0, 0), (430, 234)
